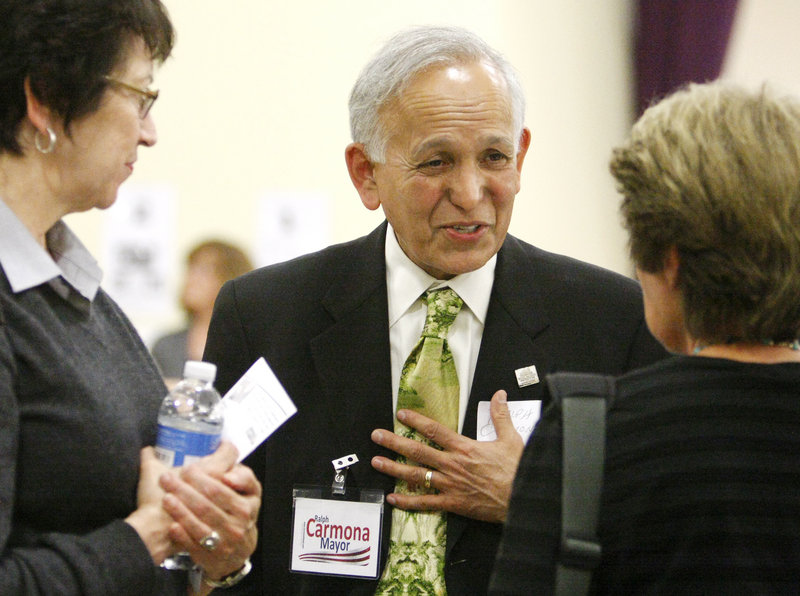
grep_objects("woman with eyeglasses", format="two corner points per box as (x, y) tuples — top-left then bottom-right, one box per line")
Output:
(0, 1), (260, 594)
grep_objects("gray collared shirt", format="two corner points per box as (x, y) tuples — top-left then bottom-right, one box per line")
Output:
(0, 198), (102, 310)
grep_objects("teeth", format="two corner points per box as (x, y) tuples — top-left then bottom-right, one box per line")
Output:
(453, 225), (479, 233)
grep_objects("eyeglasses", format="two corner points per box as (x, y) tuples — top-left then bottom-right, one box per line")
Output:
(103, 76), (159, 119)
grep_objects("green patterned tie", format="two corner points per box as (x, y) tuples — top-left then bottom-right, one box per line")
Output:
(376, 288), (463, 596)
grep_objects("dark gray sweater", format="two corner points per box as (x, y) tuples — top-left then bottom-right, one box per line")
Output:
(0, 210), (183, 594)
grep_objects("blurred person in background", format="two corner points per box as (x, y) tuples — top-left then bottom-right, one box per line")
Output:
(0, 1), (260, 593)
(152, 239), (252, 385)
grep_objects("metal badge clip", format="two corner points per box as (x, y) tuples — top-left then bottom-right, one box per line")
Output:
(331, 453), (359, 495)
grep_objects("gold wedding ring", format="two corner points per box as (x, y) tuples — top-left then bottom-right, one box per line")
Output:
(424, 470), (433, 489)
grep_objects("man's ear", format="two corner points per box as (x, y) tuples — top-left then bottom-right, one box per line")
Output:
(345, 143), (381, 211)
(515, 127), (531, 174)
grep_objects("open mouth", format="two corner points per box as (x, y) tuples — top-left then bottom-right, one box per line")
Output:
(451, 224), (481, 233)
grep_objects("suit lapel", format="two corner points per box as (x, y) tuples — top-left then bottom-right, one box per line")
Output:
(448, 235), (552, 554)
(464, 235), (554, 432)
(309, 223), (396, 490)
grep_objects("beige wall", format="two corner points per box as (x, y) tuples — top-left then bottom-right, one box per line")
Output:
(722, 0), (800, 95)
(67, 0), (638, 340)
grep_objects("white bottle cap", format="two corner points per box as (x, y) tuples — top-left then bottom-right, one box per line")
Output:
(182, 360), (217, 383)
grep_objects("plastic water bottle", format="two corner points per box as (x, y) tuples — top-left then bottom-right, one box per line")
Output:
(155, 360), (223, 570)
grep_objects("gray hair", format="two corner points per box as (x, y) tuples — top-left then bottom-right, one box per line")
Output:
(611, 82), (800, 344)
(348, 25), (526, 162)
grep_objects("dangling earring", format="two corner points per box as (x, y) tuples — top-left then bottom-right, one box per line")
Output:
(34, 127), (56, 154)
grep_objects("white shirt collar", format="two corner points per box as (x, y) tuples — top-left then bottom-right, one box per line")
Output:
(0, 197), (102, 301)
(385, 222), (496, 325)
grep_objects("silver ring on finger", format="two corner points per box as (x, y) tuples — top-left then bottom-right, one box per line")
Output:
(200, 530), (221, 552)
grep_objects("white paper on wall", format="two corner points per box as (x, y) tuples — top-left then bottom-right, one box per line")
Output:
(103, 185), (176, 314)
(257, 191), (330, 266)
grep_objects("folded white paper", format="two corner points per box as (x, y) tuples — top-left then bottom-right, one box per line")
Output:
(218, 357), (297, 461)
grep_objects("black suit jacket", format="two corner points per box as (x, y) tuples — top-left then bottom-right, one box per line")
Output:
(203, 223), (666, 595)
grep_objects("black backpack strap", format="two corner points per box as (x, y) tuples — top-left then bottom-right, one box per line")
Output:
(546, 372), (615, 596)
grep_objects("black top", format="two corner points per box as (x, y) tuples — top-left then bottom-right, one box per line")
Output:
(0, 272), (181, 594)
(151, 328), (189, 379)
(491, 355), (800, 595)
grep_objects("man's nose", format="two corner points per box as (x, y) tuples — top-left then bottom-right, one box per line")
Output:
(448, 163), (484, 209)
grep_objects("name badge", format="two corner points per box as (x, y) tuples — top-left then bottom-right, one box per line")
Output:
(290, 455), (384, 579)
(477, 400), (541, 443)
(291, 493), (383, 578)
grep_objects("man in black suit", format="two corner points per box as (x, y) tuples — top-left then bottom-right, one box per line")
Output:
(204, 25), (666, 595)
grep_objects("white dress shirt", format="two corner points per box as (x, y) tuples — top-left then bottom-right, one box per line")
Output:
(385, 223), (496, 433)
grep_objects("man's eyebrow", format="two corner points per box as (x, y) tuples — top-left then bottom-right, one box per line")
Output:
(411, 135), (515, 158)
(482, 135), (517, 150)
(410, 137), (451, 157)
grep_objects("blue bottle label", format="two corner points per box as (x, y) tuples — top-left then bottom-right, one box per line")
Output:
(155, 424), (221, 467)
